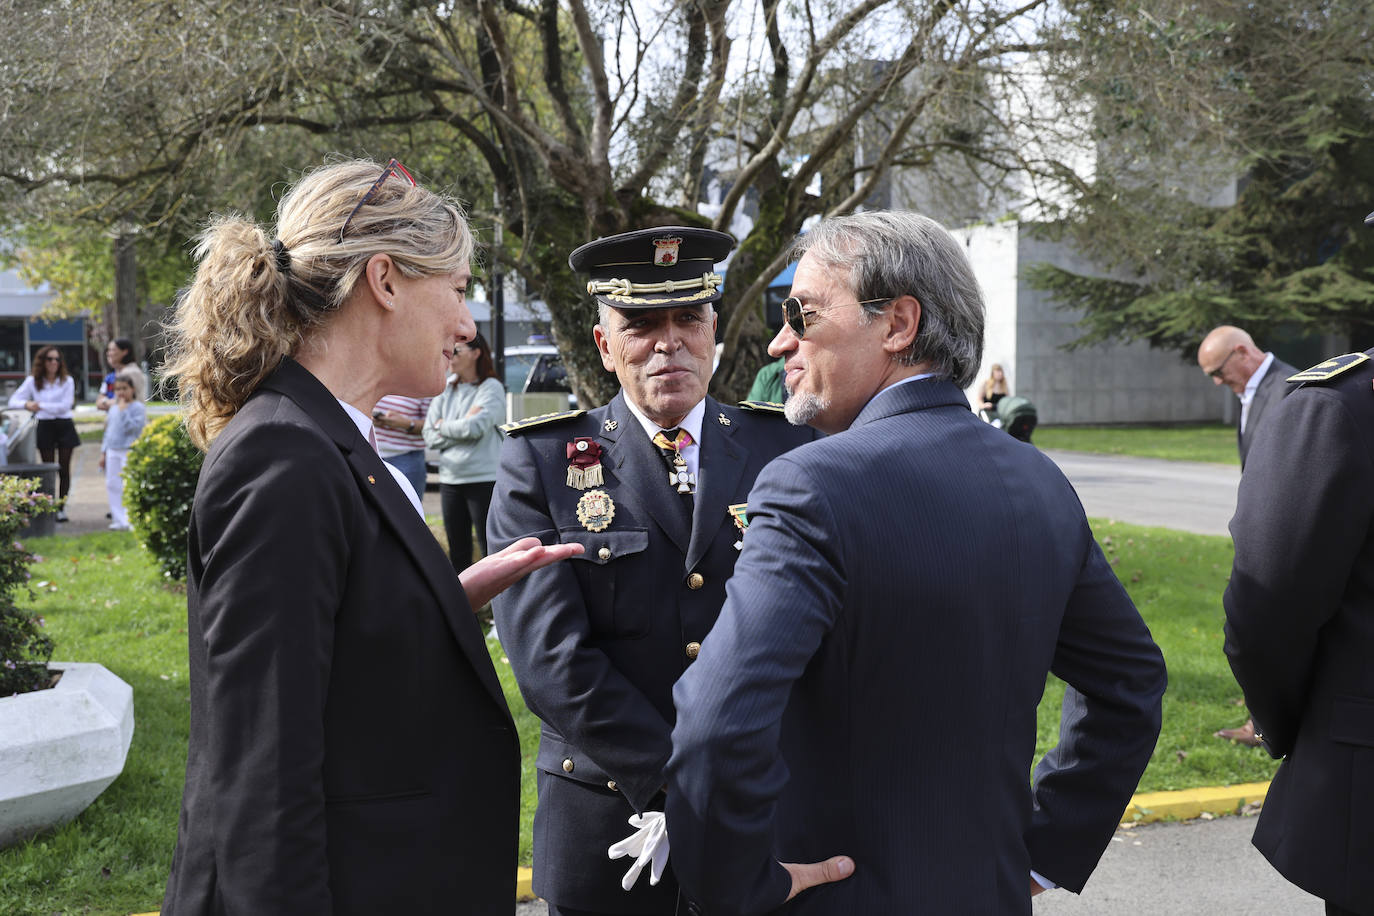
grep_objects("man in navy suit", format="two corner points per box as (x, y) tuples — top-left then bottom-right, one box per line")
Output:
(666, 211), (1168, 915)
(489, 227), (818, 915)
(1196, 325), (1296, 747)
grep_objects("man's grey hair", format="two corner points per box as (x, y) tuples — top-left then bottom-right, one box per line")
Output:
(788, 210), (985, 388)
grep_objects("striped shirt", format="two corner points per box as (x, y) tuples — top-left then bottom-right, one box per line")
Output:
(372, 395), (430, 458)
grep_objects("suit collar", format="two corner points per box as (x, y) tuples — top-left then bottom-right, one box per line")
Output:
(256, 357), (513, 721)
(850, 377), (969, 429)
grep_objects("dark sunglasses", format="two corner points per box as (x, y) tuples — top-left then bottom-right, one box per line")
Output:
(1204, 349), (1237, 379)
(780, 296), (894, 338)
(337, 159), (416, 243)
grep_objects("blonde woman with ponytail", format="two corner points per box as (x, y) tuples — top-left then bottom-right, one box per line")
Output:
(160, 159), (580, 915)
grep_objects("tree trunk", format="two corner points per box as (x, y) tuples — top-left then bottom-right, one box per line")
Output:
(112, 231), (138, 347)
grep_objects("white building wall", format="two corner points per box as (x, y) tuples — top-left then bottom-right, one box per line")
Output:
(954, 223), (1019, 410)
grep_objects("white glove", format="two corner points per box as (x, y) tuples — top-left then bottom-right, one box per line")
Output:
(607, 810), (670, 891)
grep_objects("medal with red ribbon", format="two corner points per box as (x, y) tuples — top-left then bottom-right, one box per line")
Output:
(566, 437), (605, 490)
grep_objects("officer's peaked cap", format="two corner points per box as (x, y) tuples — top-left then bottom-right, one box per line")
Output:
(569, 226), (735, 310)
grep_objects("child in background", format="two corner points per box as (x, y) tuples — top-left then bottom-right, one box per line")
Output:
(100, 368), (147, 531)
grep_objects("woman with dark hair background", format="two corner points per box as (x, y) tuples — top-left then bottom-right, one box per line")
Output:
(424, 330), (505, 573)
(97, 336), (147, 408)
(8, 345), (80, 521)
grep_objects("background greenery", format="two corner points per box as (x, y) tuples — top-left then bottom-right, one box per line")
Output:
(0, 514), (1274, 914)
(1035, 423), (1239, 465)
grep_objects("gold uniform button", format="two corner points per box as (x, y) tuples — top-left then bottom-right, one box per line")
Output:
(687, 572), (705, 590)
(607, 780), (618, 791)
(685, 641), (701, 660)
(562, 758), (575, 773)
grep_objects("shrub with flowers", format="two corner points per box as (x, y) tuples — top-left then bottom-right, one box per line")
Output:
(0, 475), (56, 696)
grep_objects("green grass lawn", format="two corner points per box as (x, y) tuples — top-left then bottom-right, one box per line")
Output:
(1035, 423), (1239, 465)
(0, 519), (1276, 914)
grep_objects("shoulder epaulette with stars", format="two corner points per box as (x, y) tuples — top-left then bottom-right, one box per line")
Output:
(500, 409), (587, 435)
(1286, 353), (1370, 385)
(737, 400), (787, 414)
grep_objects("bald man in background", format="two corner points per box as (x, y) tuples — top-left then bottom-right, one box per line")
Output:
(1196, 326), (1296, 469)
(1196, 325), (1296, 747)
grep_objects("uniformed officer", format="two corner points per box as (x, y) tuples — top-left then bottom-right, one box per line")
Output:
(1224, 344), (1374, 916)
(488, 227), (816, 916)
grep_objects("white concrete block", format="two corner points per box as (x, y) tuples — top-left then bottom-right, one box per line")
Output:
(0, 662), (134, 848)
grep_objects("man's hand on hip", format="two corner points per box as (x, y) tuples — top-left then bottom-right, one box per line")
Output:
(783, 856), (855, 901)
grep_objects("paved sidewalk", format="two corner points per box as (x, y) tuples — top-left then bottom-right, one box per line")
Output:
(1044, 449), (1240, 537)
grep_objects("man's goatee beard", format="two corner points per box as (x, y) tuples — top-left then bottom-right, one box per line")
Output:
(783, 390), (828, 427)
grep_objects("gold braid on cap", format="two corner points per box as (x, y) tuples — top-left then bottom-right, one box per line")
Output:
(586, 272), (723, 298)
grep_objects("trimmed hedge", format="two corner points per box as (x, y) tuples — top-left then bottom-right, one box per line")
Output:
(124, 415), (203, 580)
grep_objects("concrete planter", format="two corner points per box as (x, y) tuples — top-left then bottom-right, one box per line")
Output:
(0, 662), (135, 848)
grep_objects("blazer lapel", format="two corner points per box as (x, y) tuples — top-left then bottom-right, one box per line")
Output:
(263, 358), (512, 720)
(603, 393), (692, 553)
(349, 449), (512, 719)
(686, 398), (746, 571)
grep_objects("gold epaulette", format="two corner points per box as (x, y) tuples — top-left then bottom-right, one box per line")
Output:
(500, 409), (587, 435)
(737, 400), (786, 414)
(1286, 353), (1370, 384)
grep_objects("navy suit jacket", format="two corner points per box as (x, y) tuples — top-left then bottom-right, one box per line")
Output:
(666, 379), (1166, 915)
(1224, 351), (1374, 911)
(489, 392), (815, 912)
(1238, 358), (1296, 468)
(164, 358), (518, 915)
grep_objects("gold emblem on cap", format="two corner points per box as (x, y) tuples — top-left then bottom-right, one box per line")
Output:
(576, 489), (616, 532)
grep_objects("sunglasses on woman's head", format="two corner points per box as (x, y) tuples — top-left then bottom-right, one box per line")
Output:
(338, 159), (416, 244)
(780, 296), (894, 338)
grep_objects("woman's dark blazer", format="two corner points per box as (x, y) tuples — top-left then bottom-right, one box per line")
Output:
(163, 358), (518, 915)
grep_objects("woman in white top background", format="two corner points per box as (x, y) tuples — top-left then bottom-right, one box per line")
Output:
(8, 344), (81, 521)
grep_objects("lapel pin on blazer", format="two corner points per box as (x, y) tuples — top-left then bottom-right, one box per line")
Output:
(718, 413), (731, 426)
(604, 419), (618, 432)
(367, 475), (376, 484)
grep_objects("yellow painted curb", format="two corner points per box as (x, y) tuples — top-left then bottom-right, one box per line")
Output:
(517, 865), (535, 901)
(1123, 780), (1270, 824)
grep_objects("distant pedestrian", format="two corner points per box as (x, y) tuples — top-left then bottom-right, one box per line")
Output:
(1196, 326), (1296, 469)
(1196, 324), (1296, 747)
(96, 337), (147, 409)
(977, 361), (1011, 423)
(8, 345), (79, 521)
(99, 368), (146, 531)
(372, 394), (432, 498)
(423, 331), (503, 573)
